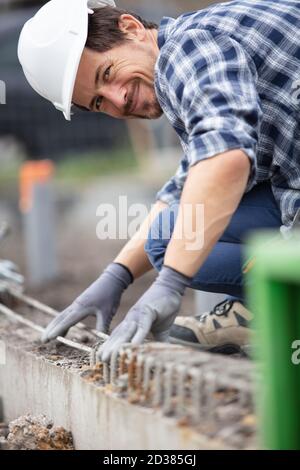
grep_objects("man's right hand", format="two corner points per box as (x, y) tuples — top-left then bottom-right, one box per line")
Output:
(41, 263), (133, 343)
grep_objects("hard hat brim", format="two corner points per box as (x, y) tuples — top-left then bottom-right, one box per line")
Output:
(61, 25), (89, 121)
(62, 1), (117, 120)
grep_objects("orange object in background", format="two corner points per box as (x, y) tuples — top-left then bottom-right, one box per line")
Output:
(19, 160), (55, 213)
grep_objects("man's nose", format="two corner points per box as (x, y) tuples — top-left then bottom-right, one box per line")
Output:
(102, 85), (127, 111)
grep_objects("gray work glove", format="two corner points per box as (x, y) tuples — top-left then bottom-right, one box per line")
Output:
(42, 263), (133, 343)
(98, 266), (191, 363)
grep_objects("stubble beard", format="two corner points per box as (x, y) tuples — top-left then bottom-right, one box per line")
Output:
(125, 79), (163, 120)
(138, 95), (163, 120)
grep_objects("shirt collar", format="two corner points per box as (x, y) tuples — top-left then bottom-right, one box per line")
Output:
(157, 16), (176, 49)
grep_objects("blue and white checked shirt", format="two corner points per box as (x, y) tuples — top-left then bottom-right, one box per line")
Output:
(154, 0), (300, 227)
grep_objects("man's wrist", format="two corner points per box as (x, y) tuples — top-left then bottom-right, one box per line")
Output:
(158, 265), (192, 295)
(111, 262), (134, 285)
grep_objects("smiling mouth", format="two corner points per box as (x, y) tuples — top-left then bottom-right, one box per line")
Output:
(128, 81), (139, 115)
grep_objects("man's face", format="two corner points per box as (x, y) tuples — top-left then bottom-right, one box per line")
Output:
(73, 32), (163, 120)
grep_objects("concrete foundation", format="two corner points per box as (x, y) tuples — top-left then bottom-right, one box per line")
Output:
(0, 331), (230, 450)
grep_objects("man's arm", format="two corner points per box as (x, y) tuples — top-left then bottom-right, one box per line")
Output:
(114, 200), (168, 279)
(165, 149), (250, 277)
(42, 200), (168, 341)
(98, 148), (251, 362)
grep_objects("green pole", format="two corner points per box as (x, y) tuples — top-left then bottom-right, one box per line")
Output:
(246, 233), (300, 449)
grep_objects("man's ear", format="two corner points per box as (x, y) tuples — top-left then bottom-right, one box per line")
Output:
(118, 14), (146, 41)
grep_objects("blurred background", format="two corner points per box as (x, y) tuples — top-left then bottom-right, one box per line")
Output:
(0, 0), (227, 325)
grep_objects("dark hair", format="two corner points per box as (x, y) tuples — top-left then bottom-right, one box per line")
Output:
(85, 6), (158, 53)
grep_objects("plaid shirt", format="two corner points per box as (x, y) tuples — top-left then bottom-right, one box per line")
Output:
(154, 0), (300, 227)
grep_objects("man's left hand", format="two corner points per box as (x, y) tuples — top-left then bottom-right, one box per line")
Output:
(98, 266), (191, 363)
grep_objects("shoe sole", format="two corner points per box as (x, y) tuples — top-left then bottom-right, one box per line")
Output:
(169, 336), (252, 357)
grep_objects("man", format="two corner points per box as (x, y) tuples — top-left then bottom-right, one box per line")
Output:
(18, 0), (300, 361)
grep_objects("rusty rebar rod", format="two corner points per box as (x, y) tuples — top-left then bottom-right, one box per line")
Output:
(6, 285), (108, 342)
(0, 303), (92, 355)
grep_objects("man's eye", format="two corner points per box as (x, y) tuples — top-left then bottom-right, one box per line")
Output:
(95, 96), (103, 111)
(103, 65), (112, 81)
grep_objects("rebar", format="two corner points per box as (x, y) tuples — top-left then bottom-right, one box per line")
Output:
(0, 303), (91, 355)
(0, 285), (255, 433)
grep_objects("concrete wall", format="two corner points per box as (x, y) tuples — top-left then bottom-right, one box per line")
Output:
(0, 341), (228, 450)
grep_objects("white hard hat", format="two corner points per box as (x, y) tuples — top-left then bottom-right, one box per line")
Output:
(18, 0), (116, 121)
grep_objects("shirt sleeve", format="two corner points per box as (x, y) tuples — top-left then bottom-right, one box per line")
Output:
(159, 29), (263, 191)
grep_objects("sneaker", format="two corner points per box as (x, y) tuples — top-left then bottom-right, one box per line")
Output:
(169, 299), (253, 355)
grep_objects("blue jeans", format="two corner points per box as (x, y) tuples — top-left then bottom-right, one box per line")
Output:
(145, 183), (282, 300)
